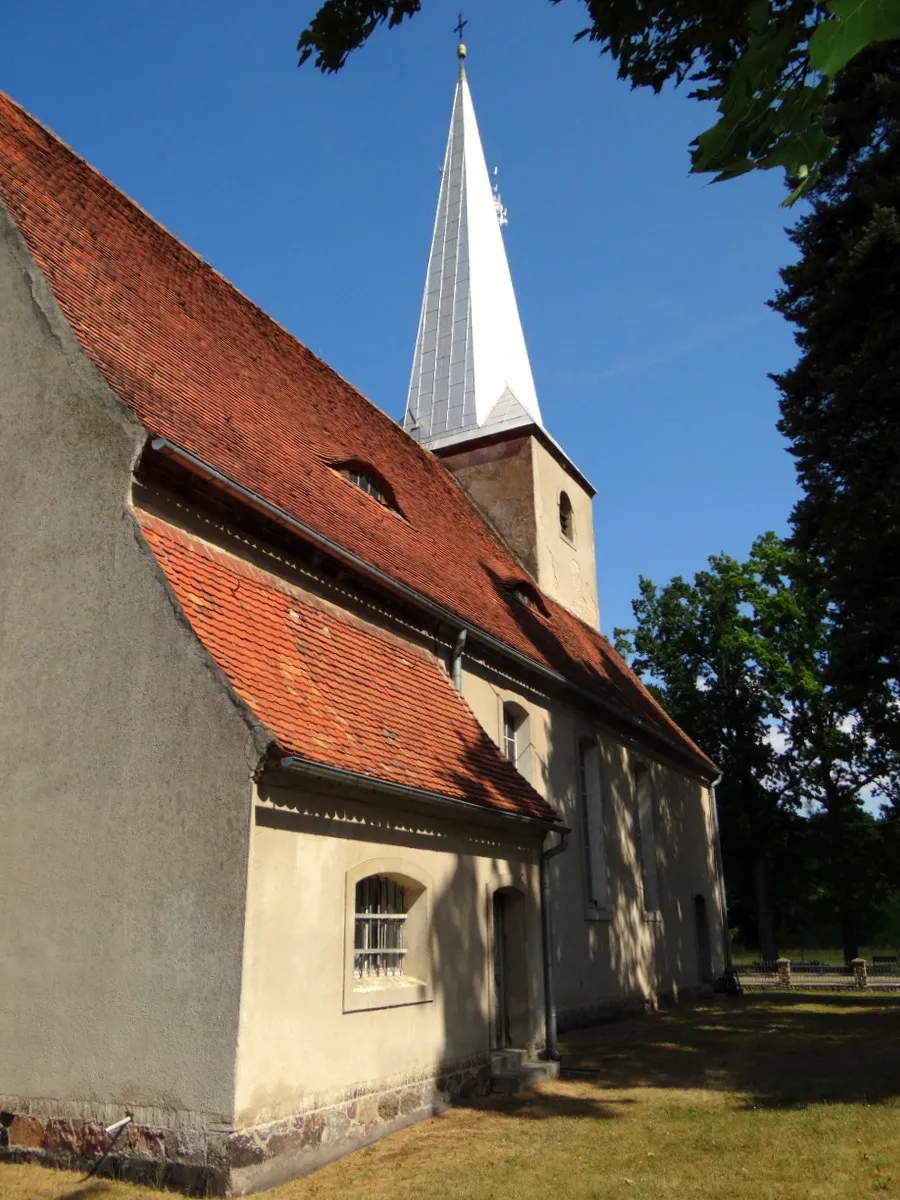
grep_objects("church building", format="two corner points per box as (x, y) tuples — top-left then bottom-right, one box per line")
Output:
(0, 42), (725, 1196)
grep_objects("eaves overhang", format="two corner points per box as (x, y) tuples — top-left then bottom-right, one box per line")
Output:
(273, 754), (564, 836)
(145, 436), (719, 783)
(430, 421), (597, 498)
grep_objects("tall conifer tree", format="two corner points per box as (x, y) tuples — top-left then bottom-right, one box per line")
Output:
(771, 43), (900, 745)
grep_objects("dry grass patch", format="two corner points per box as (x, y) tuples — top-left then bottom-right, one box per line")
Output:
(3, 994), (899, 1200)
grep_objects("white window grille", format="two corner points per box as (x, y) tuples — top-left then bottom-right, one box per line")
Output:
(354, 875), (407, 978)
(503, 706), (519, 764)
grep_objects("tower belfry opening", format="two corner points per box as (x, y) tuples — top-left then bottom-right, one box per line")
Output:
(403, 39), (601, 629)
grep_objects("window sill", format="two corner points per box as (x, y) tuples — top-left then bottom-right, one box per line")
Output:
(643, 911), (663, 924)
(584, 905), (612, 922)
(343, 976), (432, 1014)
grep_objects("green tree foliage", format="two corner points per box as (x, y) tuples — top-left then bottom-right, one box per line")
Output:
(747, 536), (896, 960)
(615, 534), (898, 961)
(614, 538), (796, 960)
(297, 0), (900, 197)
(772, 43), (900, 749)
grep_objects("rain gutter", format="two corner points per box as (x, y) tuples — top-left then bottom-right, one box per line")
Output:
(277, 754), (560, 836)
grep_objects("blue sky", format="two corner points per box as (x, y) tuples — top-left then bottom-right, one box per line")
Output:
(1, 0), (800, 637)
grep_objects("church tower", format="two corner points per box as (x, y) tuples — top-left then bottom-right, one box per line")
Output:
(404, 40), (600, 629)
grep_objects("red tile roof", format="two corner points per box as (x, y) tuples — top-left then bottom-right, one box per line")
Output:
(137, 511), (557, 823)
(0, 91), (715, 777)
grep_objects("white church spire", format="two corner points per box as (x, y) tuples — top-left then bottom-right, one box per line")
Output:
(404, 39), (543, 449)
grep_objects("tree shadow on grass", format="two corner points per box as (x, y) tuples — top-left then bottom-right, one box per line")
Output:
(557, 994), (900, 1109)
(56, 1185), (112, 1200)
(469, 1091), (638, 1121)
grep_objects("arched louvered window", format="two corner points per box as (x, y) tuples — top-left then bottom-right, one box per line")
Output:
(559, 491), (574, 543)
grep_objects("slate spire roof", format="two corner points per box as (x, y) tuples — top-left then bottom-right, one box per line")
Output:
(404, 48), (543, 450)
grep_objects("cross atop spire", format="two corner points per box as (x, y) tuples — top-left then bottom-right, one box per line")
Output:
(403, 53), (543, 451)
(455, 15), (468, 76)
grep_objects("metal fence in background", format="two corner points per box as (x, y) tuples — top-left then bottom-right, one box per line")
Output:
(735, 956), (900, 991)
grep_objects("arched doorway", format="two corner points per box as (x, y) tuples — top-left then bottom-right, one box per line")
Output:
(492, 887), (529, 1049)
(694, 894), (713, 984)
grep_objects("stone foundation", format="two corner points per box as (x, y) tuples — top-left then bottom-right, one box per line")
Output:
(0, 1057), (494, 1196)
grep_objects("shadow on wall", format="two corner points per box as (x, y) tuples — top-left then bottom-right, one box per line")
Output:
(259, 783), (510, 1087)
(259, 546), (724, 1111)
(431, 854), (489, 1075)
(471, 562), (723, 1018)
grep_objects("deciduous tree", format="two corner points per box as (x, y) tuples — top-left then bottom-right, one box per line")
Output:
(616, 534), (898, 960)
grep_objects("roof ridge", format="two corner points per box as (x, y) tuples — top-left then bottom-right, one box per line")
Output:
(0, 88), (439, 462)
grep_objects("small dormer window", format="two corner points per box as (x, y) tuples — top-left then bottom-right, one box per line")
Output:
(508, 580), (549, 618)
(330, 461), (402, 515)
(344, 466), (386, 504)
(559, 491), (574, 543)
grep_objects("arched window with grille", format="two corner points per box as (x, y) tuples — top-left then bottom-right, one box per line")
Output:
(343, 860), (432, 1012)
(354, 875), (407, 979)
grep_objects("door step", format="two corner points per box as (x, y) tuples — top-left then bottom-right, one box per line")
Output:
(490, 1050), (560, 1095)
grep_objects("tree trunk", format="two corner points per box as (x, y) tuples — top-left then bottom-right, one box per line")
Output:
(754, 855), (777, 962)
(841, 908), (860, 964)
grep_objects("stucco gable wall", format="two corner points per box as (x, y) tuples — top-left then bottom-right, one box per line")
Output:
(0, 202), (259, 1127)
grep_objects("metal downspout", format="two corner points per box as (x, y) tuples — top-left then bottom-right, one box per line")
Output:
(451, 629), (467, 691)
(540, 828), (570, 1061)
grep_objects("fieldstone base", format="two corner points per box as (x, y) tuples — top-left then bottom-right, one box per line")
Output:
(0, 1057), (494, 1196)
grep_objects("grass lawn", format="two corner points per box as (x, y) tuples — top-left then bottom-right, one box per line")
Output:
(4, 993), (899, 1200)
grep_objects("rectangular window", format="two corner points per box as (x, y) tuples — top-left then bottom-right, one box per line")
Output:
(354, 875), (407, 978)
(579, 741), (608, 909)
(503, 707), (518, 764)
(635, 764), (660, 912)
